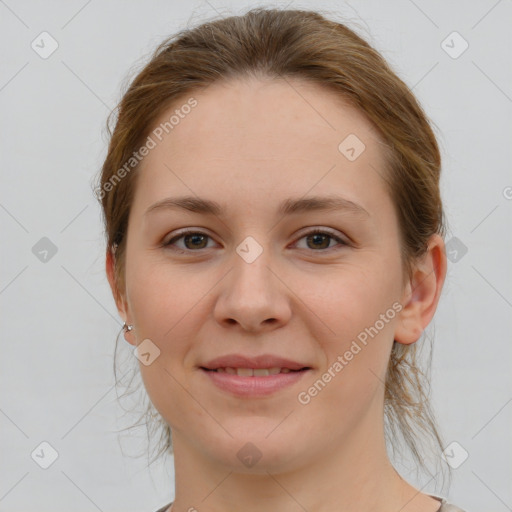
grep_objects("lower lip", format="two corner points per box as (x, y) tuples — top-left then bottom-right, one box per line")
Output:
(201, 368), (310, 397)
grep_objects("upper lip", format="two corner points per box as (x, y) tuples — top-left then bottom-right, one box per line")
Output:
(201, 354), (310, 371)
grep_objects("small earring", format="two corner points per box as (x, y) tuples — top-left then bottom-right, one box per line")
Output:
(123, 322), (134, 332)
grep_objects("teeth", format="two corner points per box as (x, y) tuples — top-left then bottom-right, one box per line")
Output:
(253, 368), (269, 376)
(214, 367), (295, 376)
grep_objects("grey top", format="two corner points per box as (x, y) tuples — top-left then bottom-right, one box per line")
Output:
(154, 494), (467, 512)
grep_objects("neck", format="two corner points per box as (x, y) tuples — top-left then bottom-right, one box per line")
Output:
(169, 404), (431, 512)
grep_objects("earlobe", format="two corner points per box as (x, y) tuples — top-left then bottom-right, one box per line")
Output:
(394, 234), (447, 346)
(106, 249), (136, 345)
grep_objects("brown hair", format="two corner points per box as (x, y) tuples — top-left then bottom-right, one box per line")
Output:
(95, 7), (450, 489)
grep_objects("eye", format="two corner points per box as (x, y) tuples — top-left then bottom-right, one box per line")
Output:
(163, 227), (347, 254)
(293, 228), (348, 251)
(163, 230), (216, 253)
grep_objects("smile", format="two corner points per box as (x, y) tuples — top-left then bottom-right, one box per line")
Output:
(200, 367), (311, 397)
(204, 367), (303, 376)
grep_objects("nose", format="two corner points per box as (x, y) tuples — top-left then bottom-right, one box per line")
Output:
(213, 247), (292, 333)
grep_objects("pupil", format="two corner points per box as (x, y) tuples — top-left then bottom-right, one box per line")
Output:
(308, 233), (329, 249)
(186, 234), (206, 249)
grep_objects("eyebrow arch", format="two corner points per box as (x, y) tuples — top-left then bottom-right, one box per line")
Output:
(144, 194), (370, 218)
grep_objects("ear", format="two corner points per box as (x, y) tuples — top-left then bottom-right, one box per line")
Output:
(106, 248), (130, 325)
(394, 234), (447, 345)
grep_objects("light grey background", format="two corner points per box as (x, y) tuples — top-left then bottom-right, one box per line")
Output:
(1, 1), (511, 511)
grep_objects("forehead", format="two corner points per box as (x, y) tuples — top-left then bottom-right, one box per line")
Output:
(133, 76), (392, 220)
(146, 76), (383, 160)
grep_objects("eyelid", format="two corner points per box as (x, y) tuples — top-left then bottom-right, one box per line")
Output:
(163, 226), (349, 253)
(163, 228), (217, 249)
(291, 227), (348, 252)
(293, 226), (347, 243)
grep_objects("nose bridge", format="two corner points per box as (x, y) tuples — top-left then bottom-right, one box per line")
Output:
(230, 235), (276, 301)
(214, 234), (291, 330)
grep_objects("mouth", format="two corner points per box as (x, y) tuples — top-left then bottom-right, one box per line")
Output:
(200, 366), (310, 376)
(199, 365), (312, 397)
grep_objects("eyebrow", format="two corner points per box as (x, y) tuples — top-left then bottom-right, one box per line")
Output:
(144, 194), (370, 218)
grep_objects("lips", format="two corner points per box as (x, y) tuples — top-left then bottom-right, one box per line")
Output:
(207, 367), (297, 376)
(199, 354), (312, 397)
(200, 354), (311, 372)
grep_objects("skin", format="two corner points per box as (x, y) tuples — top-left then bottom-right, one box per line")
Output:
(106, 76), (447, 512)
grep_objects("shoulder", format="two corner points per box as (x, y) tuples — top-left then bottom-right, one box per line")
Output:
(439, 503), (467, 512)
(154, 503), (172, 512)
(431, 494), (467, 512)
(153, 499), (469, 512)
(439, 504), (467, 512)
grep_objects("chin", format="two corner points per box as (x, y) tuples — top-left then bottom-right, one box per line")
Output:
(204, 430), (307, 474)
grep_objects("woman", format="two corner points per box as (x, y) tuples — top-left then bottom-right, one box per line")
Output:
(96, 7), (467, 512)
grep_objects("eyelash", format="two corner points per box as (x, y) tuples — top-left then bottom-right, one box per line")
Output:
(163, 228), (348, 254)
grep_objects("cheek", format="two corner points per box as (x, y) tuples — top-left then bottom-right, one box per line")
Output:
(306, 266), (397, 388)
(126, 256), (197, 339)
(306, 266), (392, 338)
(297, 276), (394, 435)
(138, 360), (207, 435)
(125, 260), (204, 426)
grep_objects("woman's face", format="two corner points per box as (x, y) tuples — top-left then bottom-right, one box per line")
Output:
(111, 77), (429, 471)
